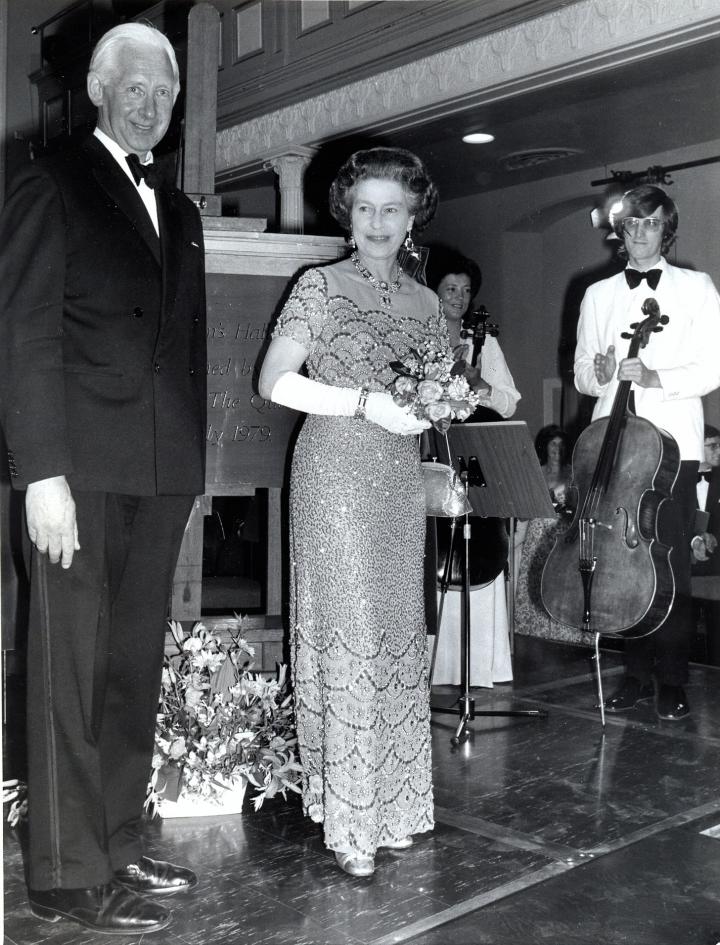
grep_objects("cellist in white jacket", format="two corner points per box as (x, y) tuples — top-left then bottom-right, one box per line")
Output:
(574, 184), (720, 720)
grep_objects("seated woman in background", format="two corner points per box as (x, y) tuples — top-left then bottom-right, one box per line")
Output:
(538, 424), (572, 512)
(514, 425), (585, 644)
(424, 248), (521, 688)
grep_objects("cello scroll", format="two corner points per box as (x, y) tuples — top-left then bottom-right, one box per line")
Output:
(620, 297), (669, 346)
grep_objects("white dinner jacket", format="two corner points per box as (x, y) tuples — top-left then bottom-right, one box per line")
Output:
(574, 256), (720, 461)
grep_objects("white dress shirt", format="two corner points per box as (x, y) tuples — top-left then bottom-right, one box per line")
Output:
(93, 127), (159, 236)
(697, 475), (710, 511)
(459, 334), (521, 419)
(574, 256), (720, 461)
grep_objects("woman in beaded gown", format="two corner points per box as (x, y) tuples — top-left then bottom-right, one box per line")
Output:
(259, 148), (443, 878)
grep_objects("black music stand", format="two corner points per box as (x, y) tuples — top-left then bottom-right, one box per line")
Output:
(430, 421), (555, 744)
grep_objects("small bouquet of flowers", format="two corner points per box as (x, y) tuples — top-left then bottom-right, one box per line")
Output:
(389, 342), (481, 433)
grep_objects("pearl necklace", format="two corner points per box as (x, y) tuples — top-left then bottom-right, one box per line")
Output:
(351, 252), (403, 308)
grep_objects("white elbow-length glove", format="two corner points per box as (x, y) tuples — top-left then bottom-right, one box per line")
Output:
(270, 372), (429, 435)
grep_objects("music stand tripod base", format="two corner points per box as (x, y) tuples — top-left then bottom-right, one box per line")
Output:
(428, 430), (550, 745)
(431, 696), (547, 746)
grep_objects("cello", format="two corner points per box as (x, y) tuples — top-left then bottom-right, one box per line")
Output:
(541, 298), (680, 637)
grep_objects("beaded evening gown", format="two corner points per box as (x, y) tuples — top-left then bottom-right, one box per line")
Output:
(273, 265), (446, 857)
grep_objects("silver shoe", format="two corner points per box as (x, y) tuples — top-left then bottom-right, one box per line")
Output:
(382, 836), (413, 849)
(335, 851), (375, 877)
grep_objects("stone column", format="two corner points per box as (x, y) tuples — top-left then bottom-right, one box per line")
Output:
(263, 146), (316, 233)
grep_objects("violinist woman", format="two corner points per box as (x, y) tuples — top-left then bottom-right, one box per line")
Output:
(430, 250), (520, 418)
(425, 249), (520, 687)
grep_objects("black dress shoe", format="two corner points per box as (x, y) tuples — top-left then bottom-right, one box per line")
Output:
(114, 856), (197, 895)
(29, 883), (171, 934)
(604, 677), (654, 712)
(656, 685), (690, 720)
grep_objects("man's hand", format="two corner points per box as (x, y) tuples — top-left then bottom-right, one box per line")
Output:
(25, 476), (80, 569)
(618, 356), (661, 389)
(691, 532), (717, 562)
(594, 345), (616, 385)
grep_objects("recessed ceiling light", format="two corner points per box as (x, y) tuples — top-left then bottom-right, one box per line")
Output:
(501, 147), (582, 170)
(462, 132), (494, 144)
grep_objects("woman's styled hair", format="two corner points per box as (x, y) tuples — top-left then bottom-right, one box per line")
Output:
(534, 424), (570, 466)
(328, 147), (438, 232)
(425, 248), (482, 299)
(611, 184), (678, 258)
(88, 22), (180, 99)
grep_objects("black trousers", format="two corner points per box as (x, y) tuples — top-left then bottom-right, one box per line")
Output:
(625, 461), (698, 686)
(692, 597), (720, 665)
(25, 491), (193, 890)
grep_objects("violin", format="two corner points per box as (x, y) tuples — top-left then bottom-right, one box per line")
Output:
(460, 306), (500, 368)
(454, 306), (500, 424)
(541, 298), (680, 637)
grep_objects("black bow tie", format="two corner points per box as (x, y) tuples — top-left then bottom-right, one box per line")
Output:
(625, 268), (662, 291)
(126, 153), (161, 189)
(698, 470), (712, 483)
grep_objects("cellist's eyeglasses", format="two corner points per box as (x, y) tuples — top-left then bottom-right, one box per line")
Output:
(621, 216), (664, 235)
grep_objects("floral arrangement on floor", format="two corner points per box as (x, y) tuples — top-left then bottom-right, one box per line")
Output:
(147, 618), (303, 815)
(4, 779), (27, 828)
(389, 342), (481, 433)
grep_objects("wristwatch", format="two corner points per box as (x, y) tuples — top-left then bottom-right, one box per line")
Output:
(354, 387), (370, 419)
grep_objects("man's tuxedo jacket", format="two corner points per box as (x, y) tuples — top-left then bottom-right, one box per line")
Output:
(0, 134), (206, 496)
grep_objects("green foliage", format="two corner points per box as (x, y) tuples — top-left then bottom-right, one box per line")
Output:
(147, 619), (303, 814)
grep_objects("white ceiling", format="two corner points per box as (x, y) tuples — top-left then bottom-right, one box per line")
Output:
(381, 33), (720, 200)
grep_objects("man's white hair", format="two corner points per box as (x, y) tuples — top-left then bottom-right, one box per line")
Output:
(88, 23), (180, 97)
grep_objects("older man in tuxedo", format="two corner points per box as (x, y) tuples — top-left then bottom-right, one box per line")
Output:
(0, 23), (206, 935)
(575, 184), (720, 720)
(691, 424), (720, 664)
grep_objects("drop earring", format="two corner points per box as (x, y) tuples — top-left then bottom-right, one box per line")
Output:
(348, 232), (356, 250)
(397, 227), (429, 284)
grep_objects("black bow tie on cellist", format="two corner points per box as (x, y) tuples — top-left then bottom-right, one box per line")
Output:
(625, 268), (662, 291)
(698, 470), (712, 483)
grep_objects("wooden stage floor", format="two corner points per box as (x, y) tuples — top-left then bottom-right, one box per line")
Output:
(4, 635), (720, 944)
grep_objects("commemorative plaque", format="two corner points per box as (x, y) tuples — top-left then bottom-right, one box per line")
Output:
(202, 226), (346, 493)
(205, 272), (298, 492)
(170, 224), (345, 625)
